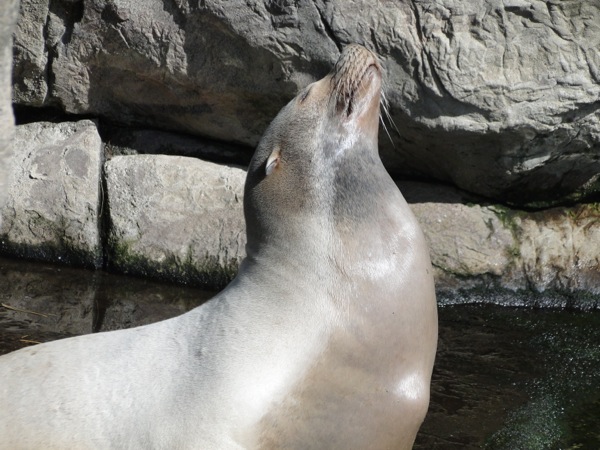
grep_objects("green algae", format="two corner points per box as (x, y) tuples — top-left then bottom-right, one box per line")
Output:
(107, 239), (239, 290)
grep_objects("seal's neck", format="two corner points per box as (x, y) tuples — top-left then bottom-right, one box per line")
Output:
(242, 148), (411, 294)
(244, 212), (334, 274)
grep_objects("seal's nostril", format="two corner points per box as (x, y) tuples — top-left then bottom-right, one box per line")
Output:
(346, 97), (354, 116)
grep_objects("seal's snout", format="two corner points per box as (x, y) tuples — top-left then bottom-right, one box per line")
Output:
(330, 44), (382, 123)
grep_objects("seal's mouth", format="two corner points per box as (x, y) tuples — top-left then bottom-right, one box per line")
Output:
(330, 45), (382, 118)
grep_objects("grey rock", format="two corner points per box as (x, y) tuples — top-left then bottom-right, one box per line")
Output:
(372, 0), (600, 204)
(12, 0), (49, 106)
(105, 154), (246, 288)
(7, 0), (600, 298)
(0, 0), (19, 231)
(398, 180), (484, 205)
(514, 206), (600, 296)
(93, 168), (599, 303)
(48, 0), (335, 145)
(408, 183), (600, 302)
(410, 201), (516, 290)
(13, 0), (600, 204)
(0, 120), (103, 267)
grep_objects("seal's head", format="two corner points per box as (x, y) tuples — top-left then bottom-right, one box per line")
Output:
(245, 44), (384, 251)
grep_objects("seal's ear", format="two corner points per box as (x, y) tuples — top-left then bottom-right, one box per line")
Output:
(266, 148), (281, 176)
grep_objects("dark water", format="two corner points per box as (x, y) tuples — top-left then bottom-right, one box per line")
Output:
(1, 256), (599, 449)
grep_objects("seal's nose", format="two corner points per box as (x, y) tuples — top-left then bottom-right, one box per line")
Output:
(333, 44), (380, 74)
(330, 44), (382, 119)
(331, 45), (380, 91)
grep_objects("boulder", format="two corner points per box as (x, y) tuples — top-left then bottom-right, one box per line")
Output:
(374, 0), (600, 205)
(104, 154), (246, 288)
(44, 0), (333, 145)
(12, 0), (600, 205)
(0, 120), (103, 268)
(514, 206), (600, 296)
(410, 202), (516, 288)
(406, 182), (600, 307)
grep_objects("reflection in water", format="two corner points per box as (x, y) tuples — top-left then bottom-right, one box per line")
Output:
(0, 257), (213, 352)
(1, 257), (599, 448)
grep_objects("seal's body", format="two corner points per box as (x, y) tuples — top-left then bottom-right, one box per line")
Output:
(0, 45), (437, 450)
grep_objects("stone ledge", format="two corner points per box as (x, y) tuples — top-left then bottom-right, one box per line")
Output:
(2, 123), (599, 307)
(0, 120), (103, 268)
(105, 154), (246, 288)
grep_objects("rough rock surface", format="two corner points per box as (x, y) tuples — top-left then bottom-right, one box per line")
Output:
(12, 0), (600, 205)
(405, 182), (600, 307)
(514, 206), (600, 296)
(0, 0), (19, 230)
(12, 0), (48, 106)
(411, 202), (516, 286)
(105, 154), (246, 288)
(0, 120), (103, 267)
(2, 130), (600, 305)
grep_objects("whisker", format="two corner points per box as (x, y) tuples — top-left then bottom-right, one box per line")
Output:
(379, 91), (399, 146)
(380, 112), (394, 145)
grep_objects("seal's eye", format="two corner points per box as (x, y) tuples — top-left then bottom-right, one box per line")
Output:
(265, 147), (281, 176)
(299, 87), (312, 103)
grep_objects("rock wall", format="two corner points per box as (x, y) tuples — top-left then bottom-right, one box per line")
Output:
(3, 1), (600, 307)
(11, 0), (600, 205)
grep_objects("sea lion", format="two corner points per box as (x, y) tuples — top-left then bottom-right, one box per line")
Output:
(0, 44), (437, 450)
